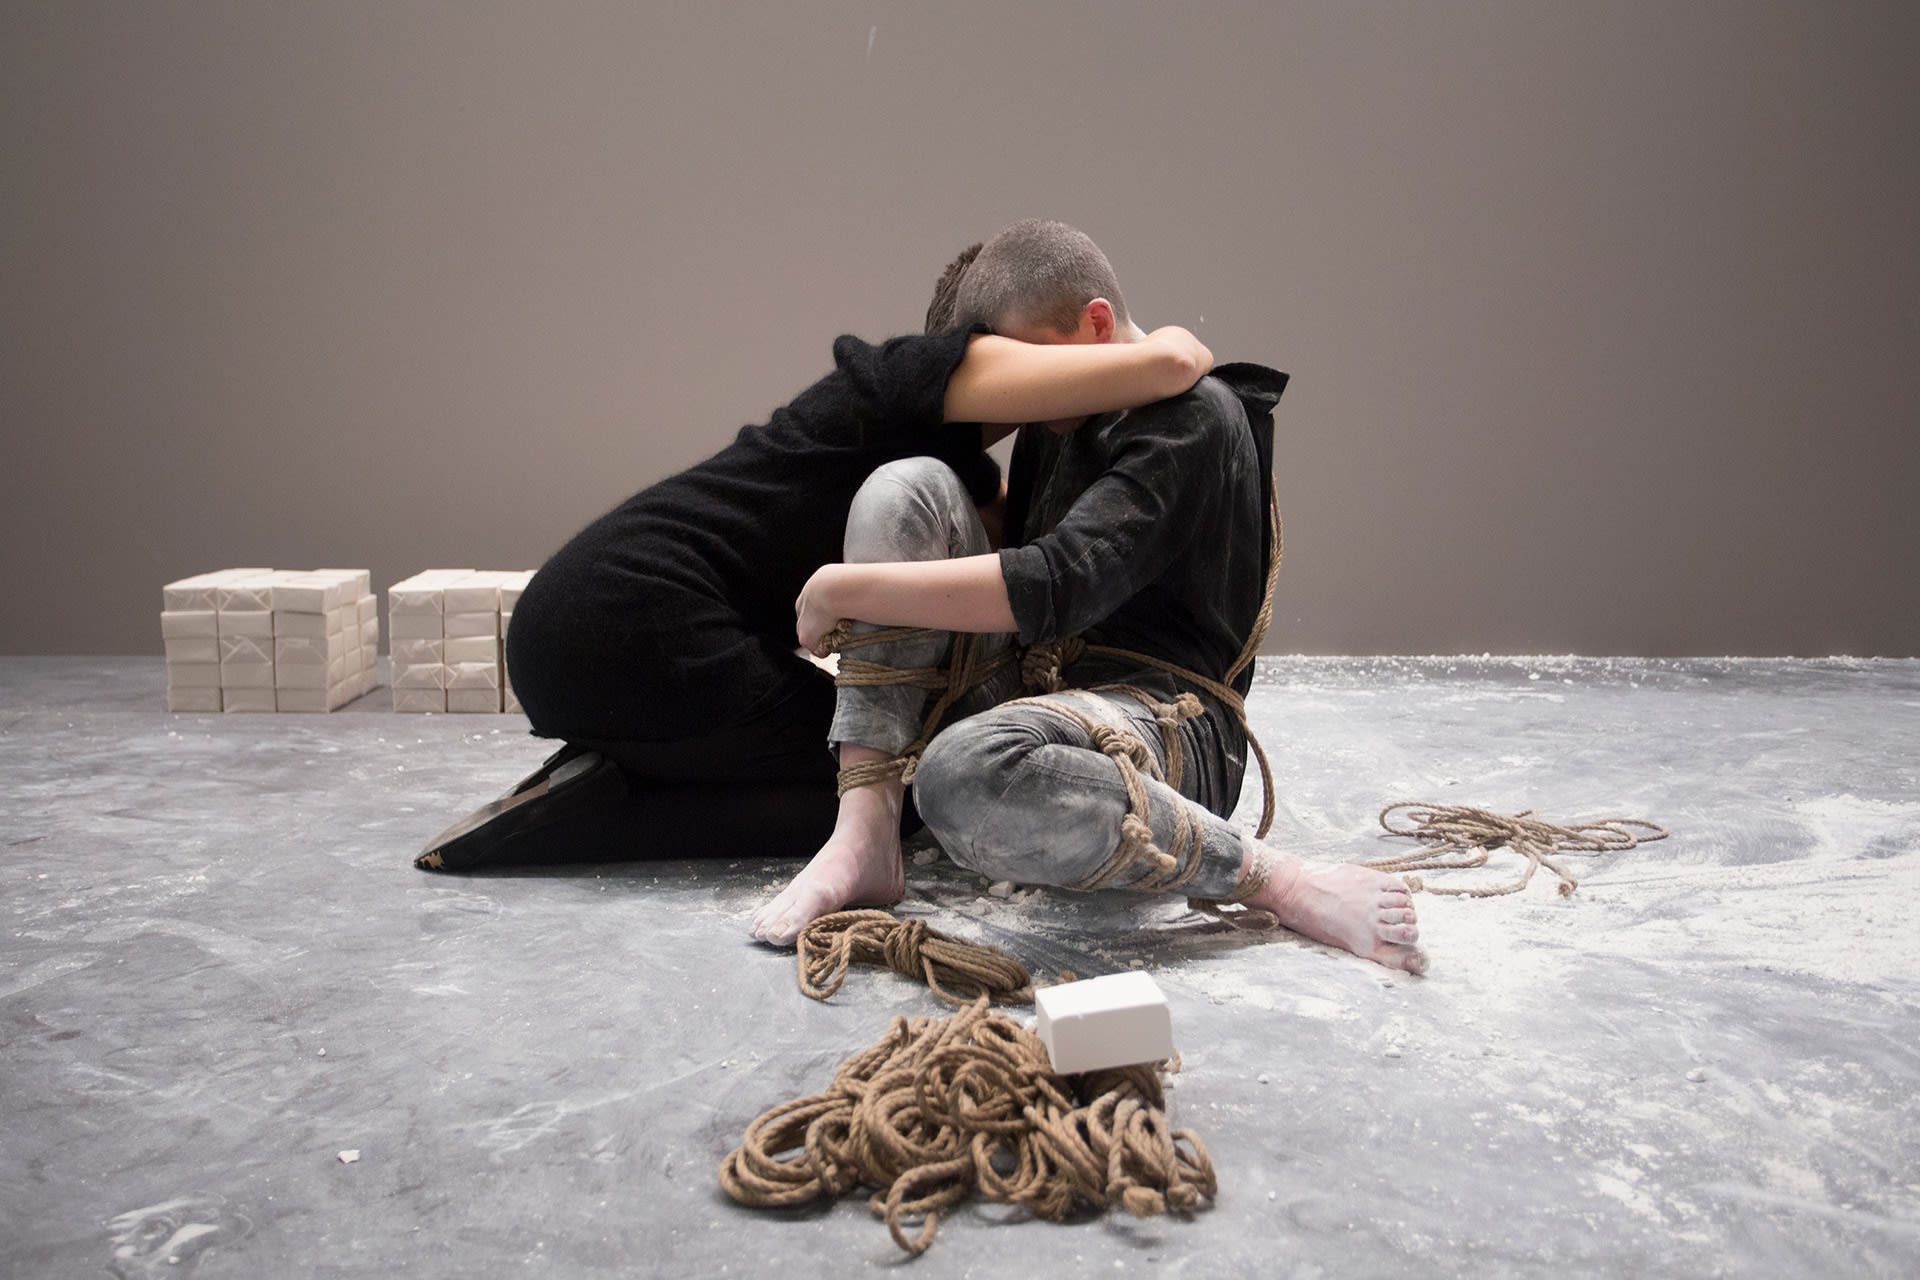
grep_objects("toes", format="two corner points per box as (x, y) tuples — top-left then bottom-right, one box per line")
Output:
(1379, 906), (1417, 925)
(1376, 942), (1428, 976)
(1380, 921), (1420, 945)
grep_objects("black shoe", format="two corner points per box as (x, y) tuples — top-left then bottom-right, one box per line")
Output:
(414, 749), (623, 872)
(495, 741), (594, 802)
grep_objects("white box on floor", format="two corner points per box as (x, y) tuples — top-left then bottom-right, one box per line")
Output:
(164, 637), (218, 664)
(393, 687), (445, 713)
(277, 684), (354, 713)
(167, 662), (222, 689)
(447, 688), (502, 713)
(166, 686), (222, 712)
(443, 635), (498, 664)
(222, 687), (277, 713)
(442, 611), (497, 639)
(1034, 972), (1175, 1074)
(160, 610), (218, 638)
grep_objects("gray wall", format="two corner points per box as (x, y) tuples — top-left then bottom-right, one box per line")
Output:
(4, 1), (1916, 657)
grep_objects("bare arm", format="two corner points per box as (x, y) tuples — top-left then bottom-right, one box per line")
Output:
(942, 327), (1212, 424)
(796, 556), (1014, 654)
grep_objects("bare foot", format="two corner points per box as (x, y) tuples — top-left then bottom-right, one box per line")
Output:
(748, 762), (906, 947)
(1241, 845), (1428, 974)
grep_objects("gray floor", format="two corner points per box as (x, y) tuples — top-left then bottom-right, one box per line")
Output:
(3, 655), (1917, 1278)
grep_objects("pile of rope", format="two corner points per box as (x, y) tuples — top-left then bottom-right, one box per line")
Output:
(1366, 801), (1669, 898)
(798, 910), (1034, 1006)
(718, 997), (1215, 1255)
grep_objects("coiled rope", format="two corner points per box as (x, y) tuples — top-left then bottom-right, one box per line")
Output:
(718, 997), (1215, 1255)
(1366, 801), (1669, 897)
(798, 909), (1034, 1006)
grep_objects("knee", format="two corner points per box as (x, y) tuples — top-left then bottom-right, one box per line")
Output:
(844, 458), (974, 563)
(913, 713), (1043, 862)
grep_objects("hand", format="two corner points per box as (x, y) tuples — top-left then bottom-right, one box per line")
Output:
(1143, 325), (1213, 382)
(795, 565), (844, 656)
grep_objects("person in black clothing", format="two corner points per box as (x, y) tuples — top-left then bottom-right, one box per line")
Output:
(750, 220), (1425, 974)
(413, 252), (1213, 869)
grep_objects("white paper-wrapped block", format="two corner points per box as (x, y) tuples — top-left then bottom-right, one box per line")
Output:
(354, 666), (378, 699)
(1033, 972), (1175, 1074)
(275, 632), (351, 667)
(160, 610), (218, 638)
(273, 610), (330, 641)
(446, 660), (501, 691)
(443, 611), (498, 639)
(443, 572), (503, 615)
(503, 686), (523, 714)
(359, 615), (379, 650)
(274, 660), (344, 691)
(392, 661), (446, 690)
(219, 659), (275, 689)
(167, 661), (222, 689)
(220, 634), (274, 666)
(164, 636), (218, 664)
(497, 570), (535, 613)
(443, 634), (499, 664)
(217, 608), (275, 639)
(166, 686), (223, 713)
(500, 608), (514, 639)
(387, 612), (441, 640)
(392, 637), (444, 665)
(447, 688), (503, 713)
(388, 568), (471, 614)
(222, 687), (277, 713)
(216, 571), (288, 613)
(393, 687), (444, 713)
(328, 602), (356, 635)
(357, 593), (378, 624)
(271, 570), (359, 615)
(316, 568), (372, 599)
(163, 568), (271, 611)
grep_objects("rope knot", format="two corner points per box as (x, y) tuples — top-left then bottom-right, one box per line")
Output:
(1090, 723), (1155, 771)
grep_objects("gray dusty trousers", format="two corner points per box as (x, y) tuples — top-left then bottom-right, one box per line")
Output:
(827, 457), (1248, 900)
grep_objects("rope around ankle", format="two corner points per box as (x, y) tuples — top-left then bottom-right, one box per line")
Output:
(717, 997), (1215, 1255)
(1366, 801), (1669, 897)
(797, 910), (1034, 1005)
(826, 625), (1017, 795)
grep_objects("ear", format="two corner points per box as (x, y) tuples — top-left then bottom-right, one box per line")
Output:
(1082, 298), (1117, 343)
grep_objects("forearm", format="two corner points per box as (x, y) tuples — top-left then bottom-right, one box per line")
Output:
(801, 555), (1016, 648)
(942, 331), (1210, 424)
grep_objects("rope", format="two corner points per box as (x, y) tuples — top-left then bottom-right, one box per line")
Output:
(797, 910), (1034, 1006)
(1366, 801), (1669, 898)
(825, 624), (1018, 796)
(718, 997), (1216, 1255)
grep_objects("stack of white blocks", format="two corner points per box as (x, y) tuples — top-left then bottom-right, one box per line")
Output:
(388, 570), (534, 713)
(160, 568), (378, 712)
(272, 569), (379, 711)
